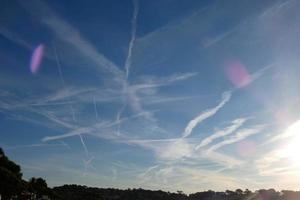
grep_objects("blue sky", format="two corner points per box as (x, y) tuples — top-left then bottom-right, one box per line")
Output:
(1, 0), (300, 193)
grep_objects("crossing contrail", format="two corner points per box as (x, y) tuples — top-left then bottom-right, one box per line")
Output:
(79, 134), (89, 157)
(82, 156), (95, 176)
(115, 0), (139, 134)
(53, 42), (77, 123)
(53, 42), (90, 161)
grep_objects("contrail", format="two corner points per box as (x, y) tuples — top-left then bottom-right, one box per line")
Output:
(53, 42), (65, 86)
(182, 91), (232, 138)
(53, 43), (77, 122)
(207, 126), (264, 152)
(195, 118), (246, 150)
(69, 104), (76, 122)
(115, 0), (139, 134)
(53, 42), (90, 161)
(182, 63), (273, 139)
(42, 110), (154, 142)
(21, 0), (124, 78)
(53, 43), (77, 123)
(116, 103), (127, 136)
(79, 134), (89, 157)
(5, 143), (69, 150)
(82, 156), (95, 176)
(59, 141), (71, 149)
(93, 96), (98, 119)
(125, 0), (139, 79)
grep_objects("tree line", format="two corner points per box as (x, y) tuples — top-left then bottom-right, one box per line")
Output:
(52, 186), (300, 200)
(0, 148), (58, 200)
(1, 147), (300, 200)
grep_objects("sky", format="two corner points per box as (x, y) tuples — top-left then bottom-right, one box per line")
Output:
(1, 0), (300, 193)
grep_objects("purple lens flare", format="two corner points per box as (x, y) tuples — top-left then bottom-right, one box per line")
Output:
(225, 60), (251, 88)
(30, 44), (44, 74)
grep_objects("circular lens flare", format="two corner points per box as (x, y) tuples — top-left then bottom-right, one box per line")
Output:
(225, 60), (251, 88)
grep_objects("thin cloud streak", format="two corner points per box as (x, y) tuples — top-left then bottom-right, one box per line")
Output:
(263, 119), (300, 145)
(5, 143), (69, 150)
(125, 0), (139, 79)
(207, 126), (265, 152)
(202, 29), (236, 48)
(131, 72), (198, 90)
(202, 151), (243, 168)
(144, 95), (193, 105)
(195, 118), (247, 150)
(181, 63), (271, 139)
(182, 91), (232, 138)
(42, 111), (151, 142)
(19, 0), (124, 79)
(79, 134), (89, 157)
(53, 41), (91, 166)
(0, 27), (32, 49)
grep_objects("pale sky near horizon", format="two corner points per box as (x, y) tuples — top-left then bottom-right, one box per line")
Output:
(1, 0), (300, 193)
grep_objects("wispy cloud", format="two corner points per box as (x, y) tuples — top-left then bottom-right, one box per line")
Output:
(195, 118), (247, 150)
(0, 26), (32, 49)
(0, 0), (289, 191)
(158, 139), (193, 160)
(19, 0), (124, 79)
(42, 121), (108, 142)
(207, 125), (265, 152)
(41, 111), (150, 142)
(125, 0), (139, 79)
(82, 156), (96, 176)
(137, 165), (159, 182)
(53, 41), (91, 162)
(260, 0), (294, 18)
(263, 119), (300, 145)
(136, 164), (242, 193)
(111, 167), (118, 181)
(144, 95), (193, 105)
(249, 63), (275, 84)
(181, 63), (271, 140)
(131, 72), (197, 90)
(128, 136), (244, 170)
(201, 151), (243, 168)
(255, 140), (300, 178)
(125, 72), (197, 119)
(182, 91), (232, 138)
(201, 29), (236, 48)
(4, 142), (69, 150)
(79, 134), (89, 157)
(128, 137), (198, 161)
(33, 108), (77, 129)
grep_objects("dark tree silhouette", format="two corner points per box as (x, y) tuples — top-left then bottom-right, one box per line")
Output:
(28, 177), (50, 198)
(0, 148), (24, 200)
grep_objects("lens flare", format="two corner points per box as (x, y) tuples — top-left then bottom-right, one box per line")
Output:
(30, 44), (44, 74)
(225, 60), (251, 88)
